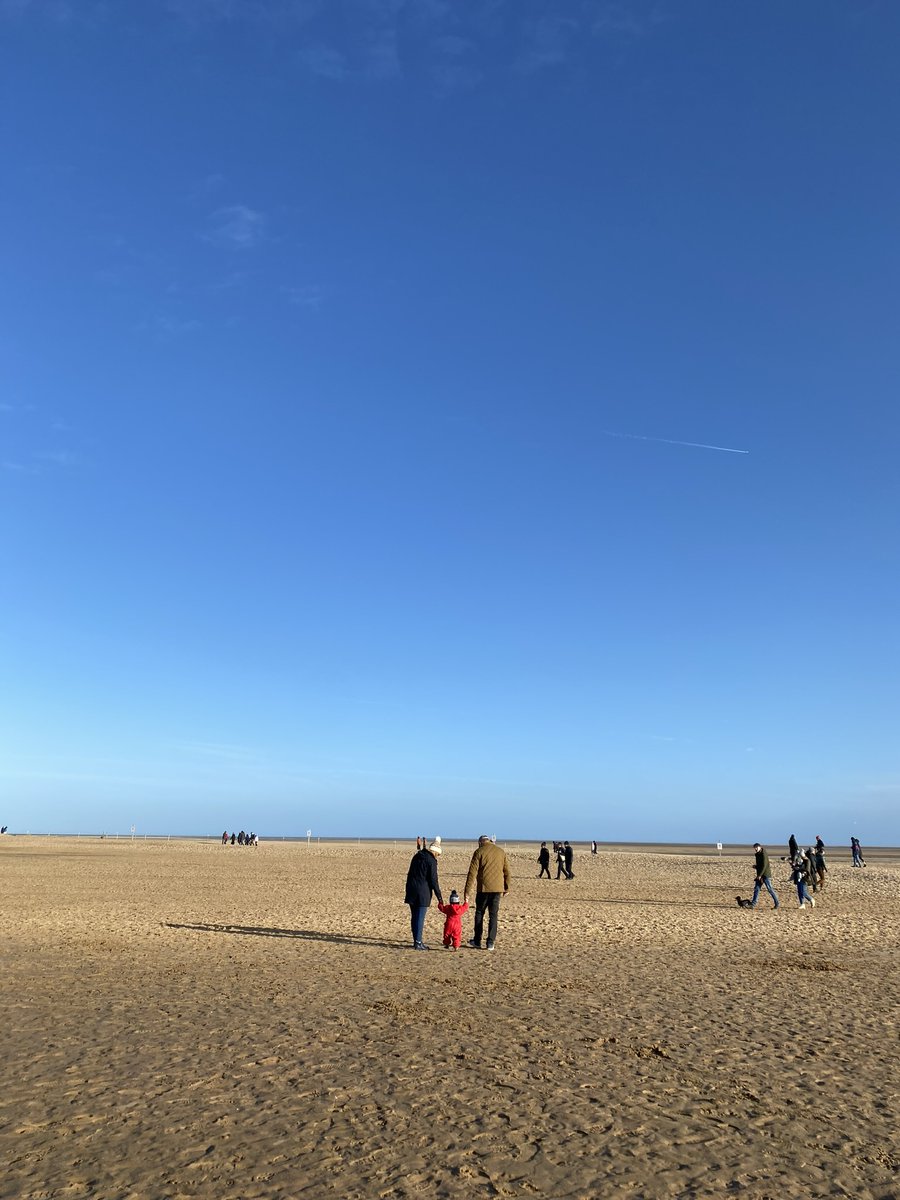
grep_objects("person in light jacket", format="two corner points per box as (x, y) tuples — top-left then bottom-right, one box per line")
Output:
(464, 835), (511, 951)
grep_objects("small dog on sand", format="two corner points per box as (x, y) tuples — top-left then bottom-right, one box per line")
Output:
(735, 896), (753, 909)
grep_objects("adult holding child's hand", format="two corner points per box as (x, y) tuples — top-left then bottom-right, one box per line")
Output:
(464, 834), (511, 952)
(404, 839), (443, 950)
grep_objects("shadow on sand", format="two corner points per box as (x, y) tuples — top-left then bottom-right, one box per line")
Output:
(165, 921), (405, 950)
(569, 897), (732, 910)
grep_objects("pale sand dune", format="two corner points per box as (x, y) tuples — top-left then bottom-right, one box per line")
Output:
(1, 837), (897, 1199)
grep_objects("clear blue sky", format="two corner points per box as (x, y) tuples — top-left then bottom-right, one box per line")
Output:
(2, 1), (898, 843)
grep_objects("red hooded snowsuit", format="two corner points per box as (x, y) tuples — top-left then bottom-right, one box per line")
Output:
(437, 900), (469, 948)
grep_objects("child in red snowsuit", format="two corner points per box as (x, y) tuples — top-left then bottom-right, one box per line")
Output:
(437, 890), (469, 950)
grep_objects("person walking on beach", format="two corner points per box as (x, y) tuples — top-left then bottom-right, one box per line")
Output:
(464, 835), (511, 951)
(788, 834), (799, 861)
(537, 842), (551, 879)
(790, 853), (816, 909)
(814, 838), (827, 890)
(851, 836), (866, 867)
(555, 844), (568, 879)
(749, 843), (780, 909)
(437, 890), (469, 949)
(564, 841), (575, 881)
(404, 840), (443, 950)
(804, 847), (819, 893)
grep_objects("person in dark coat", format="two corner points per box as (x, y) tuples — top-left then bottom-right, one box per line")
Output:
(563, 841), (574, 880)
(749, 844), (780, 909)
(804, 847), (819, 893)
(555, 844), (568, 879)
(814, 838), (827, 890)
(790, 853), (816, 909)
(404, 841), (443, 950)
(537, 843), (551, 879)
(788, 834), (799, 860)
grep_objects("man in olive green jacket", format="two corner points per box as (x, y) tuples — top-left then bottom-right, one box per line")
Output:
(464, 835), (511, 951)
(750, 843), (780, 909)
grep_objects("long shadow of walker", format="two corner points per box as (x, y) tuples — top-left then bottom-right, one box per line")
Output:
(569, 897), (732, 910)
(165, 921), (404, 950)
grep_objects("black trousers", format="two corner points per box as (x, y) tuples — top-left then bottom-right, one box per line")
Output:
(473, 892), (502, 946)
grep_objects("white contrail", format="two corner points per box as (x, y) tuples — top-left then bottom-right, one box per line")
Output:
(601, 430), (749, 455)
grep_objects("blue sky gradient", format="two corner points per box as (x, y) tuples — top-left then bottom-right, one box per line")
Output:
(2, 1), (898, 842)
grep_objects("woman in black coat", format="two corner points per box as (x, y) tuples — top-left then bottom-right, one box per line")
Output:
(404, 843), (443, 950)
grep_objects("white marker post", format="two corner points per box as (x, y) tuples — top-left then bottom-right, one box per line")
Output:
(716, 842), (723, 857)
(306, 829), (312, 850)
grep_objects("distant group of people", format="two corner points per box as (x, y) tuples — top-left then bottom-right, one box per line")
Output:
(404, 835), (511, 951)
(222, 830), (258, 846)
(537, 841), (575, 879)
(743, 833), (866, 911)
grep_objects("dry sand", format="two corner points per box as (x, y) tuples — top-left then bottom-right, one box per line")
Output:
(1, 836), (897, 1200)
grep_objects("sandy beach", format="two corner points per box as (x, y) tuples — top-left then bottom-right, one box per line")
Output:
(1, 836), (897, 1200)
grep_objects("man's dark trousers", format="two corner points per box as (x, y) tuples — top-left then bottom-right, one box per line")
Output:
(473, 893), (501, 946)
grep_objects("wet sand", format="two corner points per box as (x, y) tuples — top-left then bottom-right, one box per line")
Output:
(1, 837), (897, 1199)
